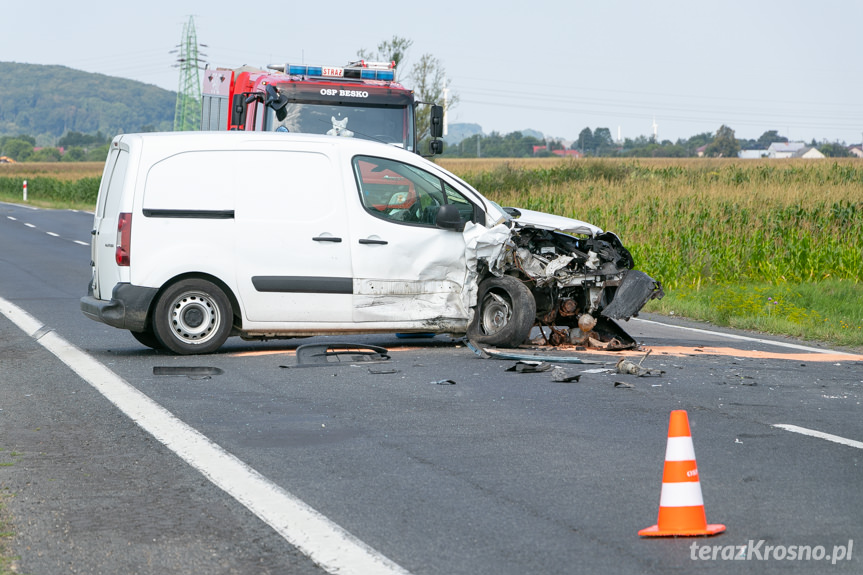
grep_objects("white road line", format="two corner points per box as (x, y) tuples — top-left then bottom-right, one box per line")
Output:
(633, 317), (859, 356)
(46, 232), (59, 237)
(24, 222), (35, 228)
(74, 240), (89, 246)
(6, 216), (16, 220)
(0, 296), (411, 575)
(774, 424), (863, 450)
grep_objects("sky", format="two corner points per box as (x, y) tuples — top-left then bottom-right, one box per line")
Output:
(2, 0), (862, 145)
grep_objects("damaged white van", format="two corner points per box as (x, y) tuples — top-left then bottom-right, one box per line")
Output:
(81, 132), (662, 354)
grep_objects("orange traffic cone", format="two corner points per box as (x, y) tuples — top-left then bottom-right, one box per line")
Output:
(639, 410), (725, 537)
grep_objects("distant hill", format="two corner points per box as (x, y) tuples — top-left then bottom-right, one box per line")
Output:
(0, 62), (176, 144)
(444, 123), (483, 145)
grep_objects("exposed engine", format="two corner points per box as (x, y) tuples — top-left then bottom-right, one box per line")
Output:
(501, 227), (663, 349)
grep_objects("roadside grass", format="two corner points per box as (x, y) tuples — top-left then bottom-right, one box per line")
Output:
(0, 449), (20, 575)
(0, 494), (17, 575)
(644, 279), (863, 349)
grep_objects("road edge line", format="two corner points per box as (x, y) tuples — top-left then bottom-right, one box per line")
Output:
(0, 296), (411, 575)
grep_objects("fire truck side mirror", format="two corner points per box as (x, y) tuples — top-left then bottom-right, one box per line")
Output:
(430, 105), (444, 139)
(232, 94), (248, 127)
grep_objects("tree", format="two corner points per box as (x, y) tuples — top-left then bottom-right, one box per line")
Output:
(755, 130), (787, 149)
(593, 127), (614, 155)
(704, 125), (740, 158)
(1, 138), (34, 162)
(358, 36), (414, 81)
(818, 142), (852, 157)
(30, 147), (62, 162)
(575, 127), (594, 154)
(359, 38), (458, 146)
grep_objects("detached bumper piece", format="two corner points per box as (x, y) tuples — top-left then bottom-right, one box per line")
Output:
(601, 270), (664, 321)
(292, 343), (390, 368)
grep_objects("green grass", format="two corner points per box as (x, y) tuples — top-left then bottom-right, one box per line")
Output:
(645, 279), (863, 349)
(0, 450), (19, 575)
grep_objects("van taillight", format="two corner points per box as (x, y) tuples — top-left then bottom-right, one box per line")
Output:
(116, 212), (132, 266)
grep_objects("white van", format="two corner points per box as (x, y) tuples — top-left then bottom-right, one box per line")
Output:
(81, 132), (662, 354)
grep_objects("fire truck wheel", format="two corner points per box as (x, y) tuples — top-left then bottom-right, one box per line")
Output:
(153, 278), (233, 355)
(467, 275), (536, 348)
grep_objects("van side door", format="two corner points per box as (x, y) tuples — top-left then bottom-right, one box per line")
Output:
(346, 154), (480, 325)
(234, 149), (353, 323)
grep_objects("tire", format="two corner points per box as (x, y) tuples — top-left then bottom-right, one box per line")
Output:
(467, 275), (536, 348)
(152, 278), (233, 355)
(129, 328), (163, 350)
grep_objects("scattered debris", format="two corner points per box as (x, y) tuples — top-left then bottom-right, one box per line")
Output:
(153, 366), (224, 377)
(368, 367), (399, 375)
(465, 338), (600, 364)
(614, 381), (634, 389)
(615, 350), (665, 377)
(431, 379), (456, 385)
(506, 361), (553, 373)
(551, 367), (582, 382)
(292, 343), (390, 368)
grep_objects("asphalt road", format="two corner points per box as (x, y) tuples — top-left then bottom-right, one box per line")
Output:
(1, 201), (861, 574)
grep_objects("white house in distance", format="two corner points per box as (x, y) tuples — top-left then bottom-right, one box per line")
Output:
(738, 142), (825, 159)
(766, 142), (825, 159)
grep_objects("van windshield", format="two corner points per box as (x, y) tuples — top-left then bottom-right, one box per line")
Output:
(266, 103), (414, 151)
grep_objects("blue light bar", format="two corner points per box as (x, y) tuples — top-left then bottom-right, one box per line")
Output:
(285, 64), (394, 82)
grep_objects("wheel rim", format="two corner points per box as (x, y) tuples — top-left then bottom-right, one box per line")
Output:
(167, 291), (221, 345)
(480, 291), (512, 335)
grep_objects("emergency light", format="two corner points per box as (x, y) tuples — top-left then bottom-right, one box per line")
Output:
(281, 62), (395, 82)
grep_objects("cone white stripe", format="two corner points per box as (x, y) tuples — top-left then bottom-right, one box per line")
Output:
(664, 436), (696, 461)
(658, 481), (705, 507)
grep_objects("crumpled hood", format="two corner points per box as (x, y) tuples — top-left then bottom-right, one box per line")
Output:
(507, 208), (603, 236)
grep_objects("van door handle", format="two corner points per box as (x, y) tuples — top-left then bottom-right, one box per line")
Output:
(313, 236), (342, 242)
(359, 238), (388, 245)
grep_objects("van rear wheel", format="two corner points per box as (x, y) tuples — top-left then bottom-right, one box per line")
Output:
(153, 279), (232, 355)
(130, 328), (163, 350)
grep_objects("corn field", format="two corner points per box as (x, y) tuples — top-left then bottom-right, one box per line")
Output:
(441, 158), (863, 291)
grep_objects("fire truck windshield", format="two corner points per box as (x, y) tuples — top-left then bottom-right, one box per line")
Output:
(266, 103), (415, 151)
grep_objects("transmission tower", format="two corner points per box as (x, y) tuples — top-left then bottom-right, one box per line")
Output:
(172, 16), (207, 131)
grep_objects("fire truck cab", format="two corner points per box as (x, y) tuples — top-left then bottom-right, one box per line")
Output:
(201, 61), (444, 155)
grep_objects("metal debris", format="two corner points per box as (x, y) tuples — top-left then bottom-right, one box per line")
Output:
(551, 367), (582, 382)
(153, 366), (224, 377)
(615, 350), (665, 377)
(506, 361), (553, 373)
(465, 338), (600, 364)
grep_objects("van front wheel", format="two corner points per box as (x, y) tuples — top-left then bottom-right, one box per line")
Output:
(153, 279), (232, 355)
(467, 275), (536, 348)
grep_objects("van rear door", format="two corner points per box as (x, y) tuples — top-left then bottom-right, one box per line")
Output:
(92, 142), (131, 301)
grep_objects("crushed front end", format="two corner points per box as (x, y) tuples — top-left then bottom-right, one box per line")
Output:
(494, 211), (664, 349)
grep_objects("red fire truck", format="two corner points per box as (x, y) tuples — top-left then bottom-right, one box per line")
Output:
(201, 60), (443, 154)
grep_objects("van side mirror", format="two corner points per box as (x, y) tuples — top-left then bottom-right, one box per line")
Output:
(435, 204), (464, 232)
(429, 139), (444, 155)
(430, 105), (444, 138)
